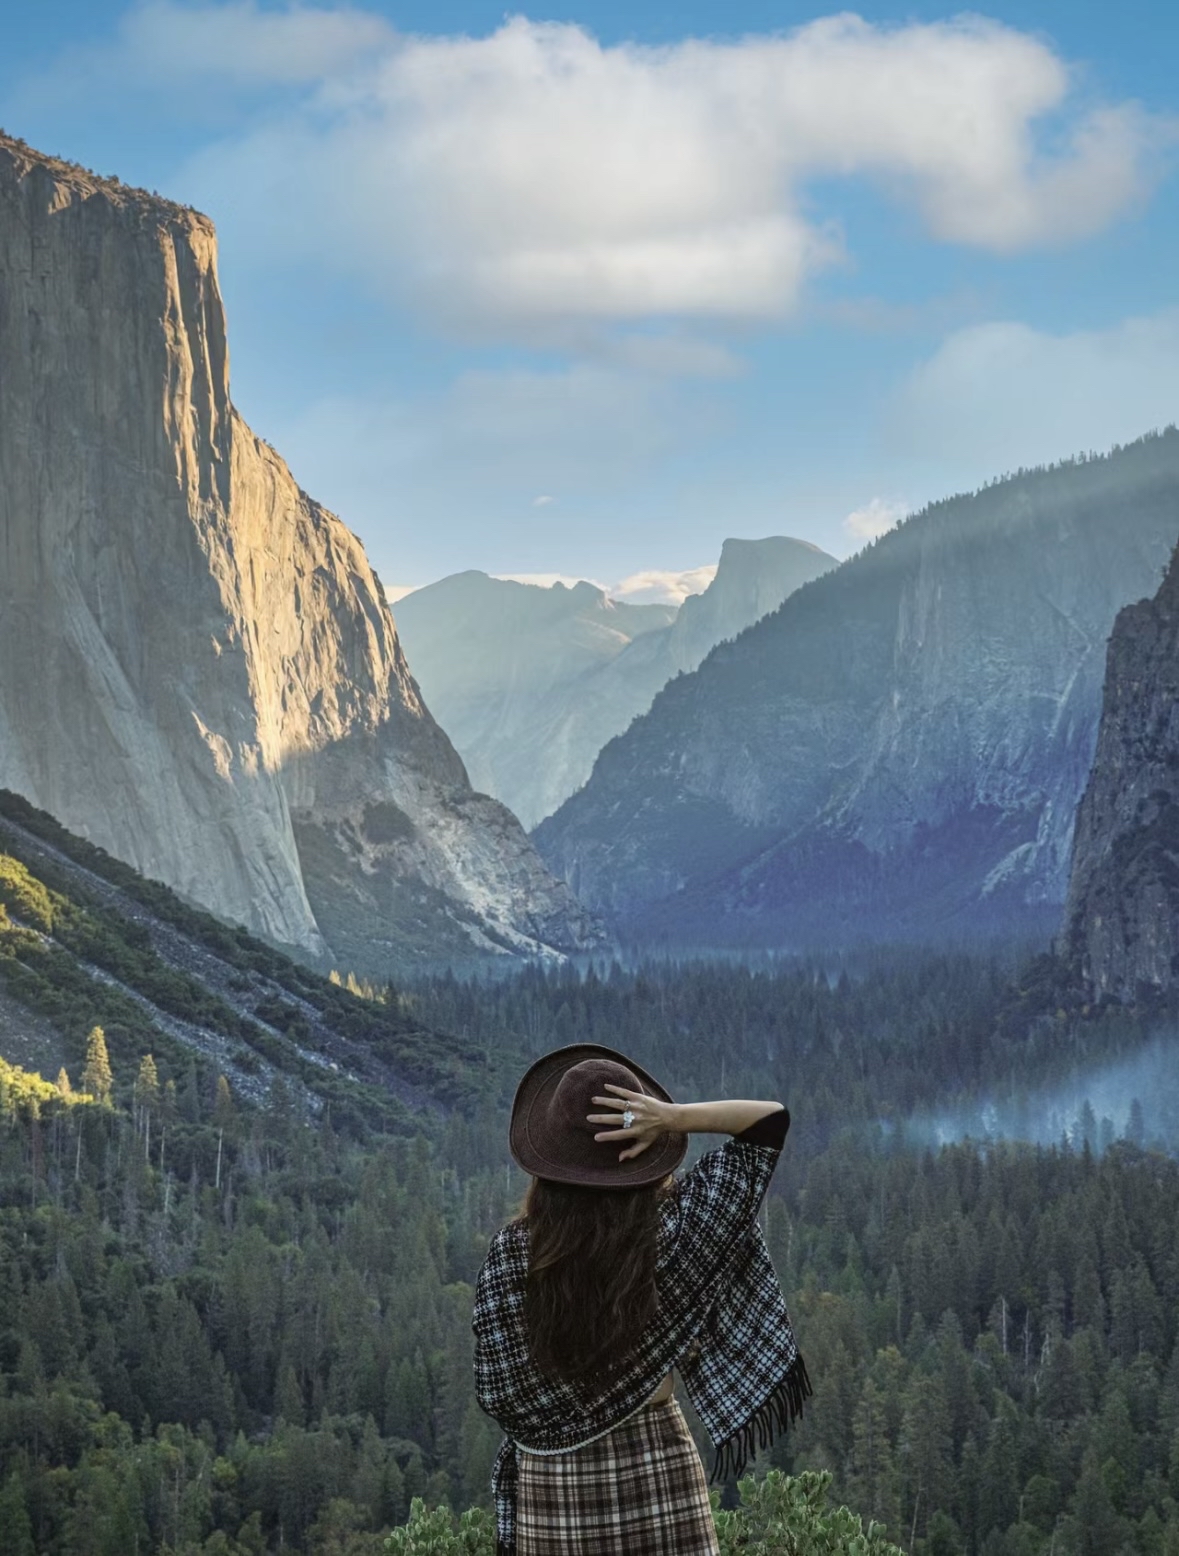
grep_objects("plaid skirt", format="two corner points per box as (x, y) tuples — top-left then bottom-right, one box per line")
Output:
(516, 1396), (720, 1556)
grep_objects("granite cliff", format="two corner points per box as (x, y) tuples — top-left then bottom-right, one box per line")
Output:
(666, 537), (837, 674)
(0, 132), (601, 974)
(535, 433), (1179, 949)
(396, 537), (835, 828)
(1062, 541), (1179, 1000)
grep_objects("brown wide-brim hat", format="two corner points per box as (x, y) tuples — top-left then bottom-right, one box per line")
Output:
(509, 1043), (687, 1189)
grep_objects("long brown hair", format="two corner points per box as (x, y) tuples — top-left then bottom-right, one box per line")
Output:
(522, 1175), (669, 1384)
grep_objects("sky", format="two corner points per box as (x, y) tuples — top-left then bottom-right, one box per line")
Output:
(3, 0), (1178, 598)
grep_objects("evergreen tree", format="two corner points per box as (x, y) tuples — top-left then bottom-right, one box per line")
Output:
(1127, 1098), (1147, 1148)
(277, 1364), (306, 1427)
(133, 1052), (160, 1154)
(215, 1073), (235, 1128)
(978, 1400), (1021, 1536)
(899, 1374), (954, 1543)
(1069, 1448), (1129, 1555)
(0, 1473), (35, 1556)
(133, 1053), (159, 1114)
(849, 1377), (901, 1536)
(81, 1025), (113, 1106)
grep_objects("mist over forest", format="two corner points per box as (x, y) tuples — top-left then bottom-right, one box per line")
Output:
(910, 1032), (1179, 1156)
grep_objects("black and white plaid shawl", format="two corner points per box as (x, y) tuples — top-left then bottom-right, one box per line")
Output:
(472, 1127), (811, 1554)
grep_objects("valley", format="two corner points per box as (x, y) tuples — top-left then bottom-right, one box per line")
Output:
(1, 112), (1179, 1556)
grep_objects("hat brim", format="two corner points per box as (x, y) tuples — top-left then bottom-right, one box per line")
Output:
(509, 1043), (687, 1189)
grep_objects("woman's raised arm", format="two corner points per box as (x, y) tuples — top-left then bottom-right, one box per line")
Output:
(588, 1085), (783, 1161)
(666, 1099), (785, 1136)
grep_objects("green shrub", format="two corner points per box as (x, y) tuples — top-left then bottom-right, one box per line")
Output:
(713, 1470), (905, 1555)
(382, 1472), (904, 1556)
(0, 854), (56, 933)
(384, 1499), (495, 1554)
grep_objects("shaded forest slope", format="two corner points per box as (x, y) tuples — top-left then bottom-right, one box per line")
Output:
(0, 789), (502, 1129)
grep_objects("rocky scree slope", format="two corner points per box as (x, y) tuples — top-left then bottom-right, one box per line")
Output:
(396, 537), (836, 829)
(535, 433), (1179, 948)
(0, 132), (601, 976)
(1062, 541), (1179, 1001)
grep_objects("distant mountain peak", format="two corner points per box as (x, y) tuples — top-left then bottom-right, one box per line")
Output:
(718, 535), (829, 558)
(395, 537), (837, 829)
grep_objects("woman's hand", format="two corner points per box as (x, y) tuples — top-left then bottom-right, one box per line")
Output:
(587, 1083), (678, 1161)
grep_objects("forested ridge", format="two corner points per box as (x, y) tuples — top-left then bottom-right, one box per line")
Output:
(2, 821), (1178, 1553)
(0, 789), (506, 1122)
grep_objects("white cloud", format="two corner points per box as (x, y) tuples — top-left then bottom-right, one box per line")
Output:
(843, 496), (908, 543)
(532, 495), (554, 508)
(16, 0), (391, 101)
(892, 309), (1179, 474)
(51, 5), (1173, 337)
(612, 566), (718, 605)
(385, 583), (419, 604)
(128, 0), (391, 83)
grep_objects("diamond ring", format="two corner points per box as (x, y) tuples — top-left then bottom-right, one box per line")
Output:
(622, 1108), (636, 1130)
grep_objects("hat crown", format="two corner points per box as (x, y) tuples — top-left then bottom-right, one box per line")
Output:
(508, 1043), (686, 1189)
(551, 1058), (641, 1138)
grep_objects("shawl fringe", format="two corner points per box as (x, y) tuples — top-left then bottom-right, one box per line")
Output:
(710, 1354), (812, 1484)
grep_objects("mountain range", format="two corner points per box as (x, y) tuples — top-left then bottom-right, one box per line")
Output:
(534, 432), (1179, 951)
(394, 537), (836, 829)
(0, 131), (600, 978)
(6, 130), (1179, 983)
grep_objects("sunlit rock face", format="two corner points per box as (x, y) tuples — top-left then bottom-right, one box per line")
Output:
(0, 133), (602, 974)
(395, 538), (836, 830)
(1062, 541), (1179, 1000)
(535, 433), (1179, 950)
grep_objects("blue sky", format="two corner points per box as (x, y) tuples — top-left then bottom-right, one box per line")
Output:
(3, 0), (1178, 597)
